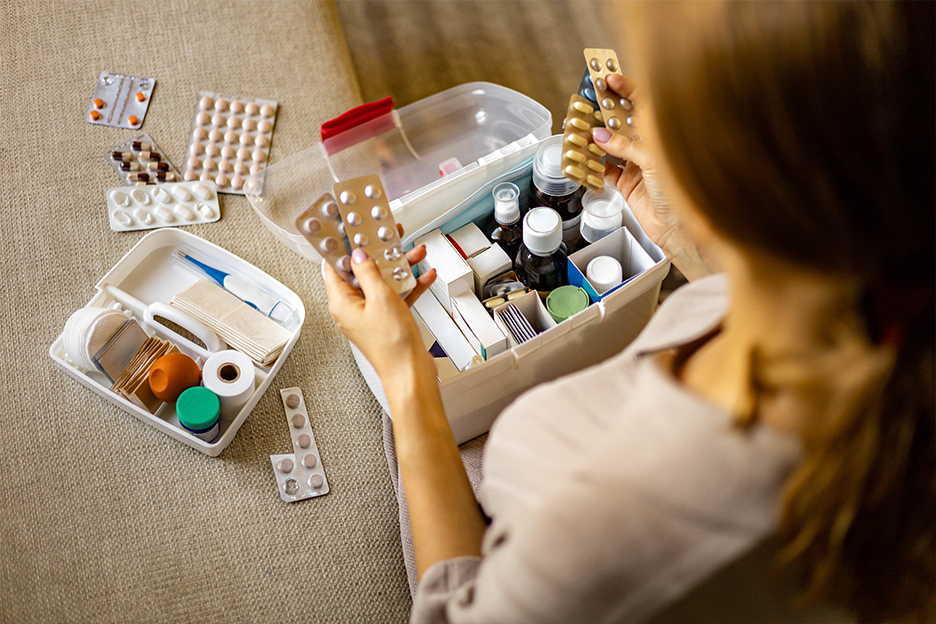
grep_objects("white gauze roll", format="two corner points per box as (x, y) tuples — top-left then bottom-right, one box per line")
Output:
(63, 307), (127, 371)
(203, 350), (256, 417)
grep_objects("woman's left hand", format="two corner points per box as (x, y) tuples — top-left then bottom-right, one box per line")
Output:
(322, 228), (437, 383)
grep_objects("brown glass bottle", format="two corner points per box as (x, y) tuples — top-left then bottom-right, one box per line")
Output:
(514, 207), (569, 297)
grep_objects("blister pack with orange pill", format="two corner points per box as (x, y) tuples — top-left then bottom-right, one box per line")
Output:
(86, 71), (155, 129)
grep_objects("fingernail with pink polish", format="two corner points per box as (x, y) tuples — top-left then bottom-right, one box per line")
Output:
(592, 127), (611, 143)
(352, 248), (368, 264)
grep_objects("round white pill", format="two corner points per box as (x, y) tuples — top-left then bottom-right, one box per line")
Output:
(184, 170), (197, 181)
(224, 130), (237, 144)
(370, 206), (388, 220)
(113, 210), (132, 226)
(249, 163), (262, 175)
(297, 433), (311, 449)
(175, 204), (195, 221)
(211, 113), (224, 126)
(215, 98), (227, 112)
(246, 177), (260, 193)
(221, 145), (235, 159)
(153, 205), (173, 222)
(189, 142), (202, 156)
(245, 102), (258, 116)
(346, 211), (362, 226)
(336, 255), (352, 272)
(202, 157), (215, 171)
(302, 453), (318, 469)
(277, 458), (294, 474)
(353, 233), (370, 247)
(258, 119), (271, 133)
(154, 187), (171, 203)
(196, 111), (210, 125)
(172, 186), (192, 202)
(218, 159), (231, 172)
(339, 190), (356, 205)
(208, 128), (221, 142)
(131, 189), (150, 205)
(378, 226), (393, 242)
(230, 100), (243, 113)
(242, 117), (255, 131)
(254, 134), (269, 148)
(205, 143), (218, 157)
(309, 474), (324, 489)
(260, 104), (273, 118)
(200, 171), (212, 181)
(196, 202), (215, 218)
(233, 161), (247, 175)
(226, 116), (240, 129)
(237, 147), (250, 161)
(239, 132), (252, 146)
(193, 126), (206, 140)
(252, 149), (266, 163)
(192, 183), (212, 200)
(215, 173), (228, 187)
(187, 155), (200, 168)
(231, 175), (243, 190)
(199, 96), (213, 110)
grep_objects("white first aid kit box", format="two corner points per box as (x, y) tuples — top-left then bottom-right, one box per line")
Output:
(249, 83), (668, 444)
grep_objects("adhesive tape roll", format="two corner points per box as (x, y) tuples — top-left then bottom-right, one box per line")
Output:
(203, 350), (256, 417)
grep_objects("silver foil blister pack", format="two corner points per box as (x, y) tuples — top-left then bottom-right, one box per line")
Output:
(270, 387), (330, 503)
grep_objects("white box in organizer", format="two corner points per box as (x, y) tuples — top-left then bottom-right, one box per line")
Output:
(182, 91), (278, 195)
(248, 83), (669, 444)
(107, 181), (220, 232)
(49, 229), (304, 456)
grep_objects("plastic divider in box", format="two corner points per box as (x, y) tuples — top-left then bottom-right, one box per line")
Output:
(568, 227), (657, 303)
(107, 133), (181, 185)
(246, 83), (551, 260)
(271, 387), (330, 502)
(182, 91), (278, 195)
(107, 181), (220, 232)
(491, 290), (557, 348)
(48, 229), (305, 457)
(87, 71), (155, 128)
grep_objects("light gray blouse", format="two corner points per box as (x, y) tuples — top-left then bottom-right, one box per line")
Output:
(384, 275), (844, 623)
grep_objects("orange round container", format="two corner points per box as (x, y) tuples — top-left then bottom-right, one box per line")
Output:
(148, 353), (202, 403)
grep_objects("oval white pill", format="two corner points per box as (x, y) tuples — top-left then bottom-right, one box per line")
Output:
(257, 119), (271, 133)
(113, 210), (132, 226)
(153, 205), (173, 221)
(192, 183), (212, 200)
(195, 202), (215, 218)
(245, 102), (258, 116)
(171, 186), (192, 202)
(242, 117), (255, 131)
(260, 104), (273, 118)
(133, 208), (151, 224)
(131, 189), (150, 205)
(174, 204), (195, 221)
(110, 190), (129, 207)
(154, 188), (171, 203)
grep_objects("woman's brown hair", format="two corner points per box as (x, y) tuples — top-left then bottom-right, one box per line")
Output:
(624, 2), (934, 621)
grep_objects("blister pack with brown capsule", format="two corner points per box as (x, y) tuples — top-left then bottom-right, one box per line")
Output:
(561, 94), (607, 192)
(584, 48), (636, 139)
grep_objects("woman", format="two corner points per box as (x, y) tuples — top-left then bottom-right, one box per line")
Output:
(324, 2), (934, 622)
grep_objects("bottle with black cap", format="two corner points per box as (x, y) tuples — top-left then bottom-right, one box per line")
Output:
(530, 135), (585, 250)
(514, 207), (569, 296)
(483, 182), (523, 260)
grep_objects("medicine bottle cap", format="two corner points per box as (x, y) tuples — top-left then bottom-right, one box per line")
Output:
(586, 255), (624, 294)
(522, 208), (562, 256)
(533, 135), (581, 197)
(492, 182), (521, 225)
(545, 286), (590, 322)
(176, 386), (220, 432)
(581, 186), (625, 243)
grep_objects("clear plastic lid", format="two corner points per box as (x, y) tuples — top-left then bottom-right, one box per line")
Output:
(581, 185), (625, 243)
(493, 182), (520, 225)
(523, 207), (562, 255)
(532, 135), (581, 197)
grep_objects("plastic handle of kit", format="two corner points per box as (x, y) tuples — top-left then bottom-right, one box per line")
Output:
(320, 96), (395, 143)
(143, 302), (226, 361)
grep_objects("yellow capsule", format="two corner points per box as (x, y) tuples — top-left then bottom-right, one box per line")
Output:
(586, 159), (604, 173)
(564, 150), (586, 163)
(569, 117), (590, 132)
(564, 165), (586, 179)
(572, 101), (593, 115)
(586, 175), (605, 189)
(588, 143), (606, 158)
(566, 133), (588, 148)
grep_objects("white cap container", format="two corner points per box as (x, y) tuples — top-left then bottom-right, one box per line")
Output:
(581, 185), (625, 244)
(522, 207), (562, 256)
(532, 135), (581, 197)
(493, 182), (521, 225)
(586, 255), (624, 293)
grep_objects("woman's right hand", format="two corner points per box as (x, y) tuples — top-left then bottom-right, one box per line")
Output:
(592, 73), (716, 280)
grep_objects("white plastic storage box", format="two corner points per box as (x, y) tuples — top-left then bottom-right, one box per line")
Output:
(49, 229), (305, 456)
(249, 83), (669, 444)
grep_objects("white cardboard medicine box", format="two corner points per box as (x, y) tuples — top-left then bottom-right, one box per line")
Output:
(249, 83), (669, 444)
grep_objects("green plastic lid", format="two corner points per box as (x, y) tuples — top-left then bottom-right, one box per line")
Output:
(546, 286), (590, 322)
(176, 386), (220, 431)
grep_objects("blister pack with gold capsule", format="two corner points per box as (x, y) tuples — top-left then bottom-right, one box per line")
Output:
(561, 94), (607, 192)
(332, 174), (416, 298)
(584, 48), (636, 139)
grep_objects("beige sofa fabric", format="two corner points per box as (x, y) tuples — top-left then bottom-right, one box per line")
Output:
(0, 1), (412, 622)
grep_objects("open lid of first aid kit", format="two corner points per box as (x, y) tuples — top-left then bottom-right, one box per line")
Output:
(247, 82), (552, 260)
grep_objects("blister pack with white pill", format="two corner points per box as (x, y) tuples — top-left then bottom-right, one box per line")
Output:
(86, 71), (155, 129)
(106, 133), (181, 186)
(295, 174), (416, 298)
(271, 388), (329, 503)
(182, 91), (278, 195)
(107, 181), (220, 232)
(584, 49), (635, 139)
(561, 94), (607, 192)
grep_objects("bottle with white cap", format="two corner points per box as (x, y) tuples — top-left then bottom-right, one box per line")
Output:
(515, 207), (569, 296)
(580, 185), (625, 246)
(483, 182), (524, 260)
(530, 135), (585, 250)
(585, 255), (624, 295)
